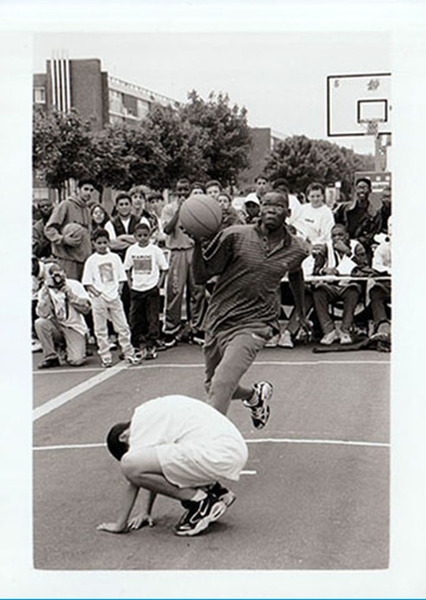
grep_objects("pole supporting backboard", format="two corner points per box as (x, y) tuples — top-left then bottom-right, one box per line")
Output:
(326, 73), (392, 137)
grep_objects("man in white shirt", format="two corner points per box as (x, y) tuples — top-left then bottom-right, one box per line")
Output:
(97, 395), (248, 537)
(35, 262), (91, 368)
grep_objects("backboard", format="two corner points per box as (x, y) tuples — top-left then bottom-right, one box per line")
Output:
(327, 73), (392, 137)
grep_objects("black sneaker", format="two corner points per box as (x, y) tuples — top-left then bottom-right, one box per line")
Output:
(242, 381), (273, 429)
(192, 331), (205, 346)
(145, 347), (158, 360)
(37, 357), (60, 370)
(154, 339), (168, 352)
(174, 494), (227, 537)
(205, 482), (236, 508)
(163, 334), (177, 348)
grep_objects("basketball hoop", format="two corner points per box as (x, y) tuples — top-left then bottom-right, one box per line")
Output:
(364, 119), (381, 137)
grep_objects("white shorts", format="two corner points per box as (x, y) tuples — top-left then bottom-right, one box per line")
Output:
(156, 435), (248, 489)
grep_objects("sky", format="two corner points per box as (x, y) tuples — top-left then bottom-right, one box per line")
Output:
(33, 31), (391, 155)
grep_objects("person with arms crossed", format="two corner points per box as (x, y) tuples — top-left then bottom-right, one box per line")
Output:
(192, 190), (310, 426)
(97, 395), (247, 537)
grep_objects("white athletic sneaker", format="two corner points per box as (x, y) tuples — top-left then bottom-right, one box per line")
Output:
(243, 381), (273, 429)
(264, 334), (279, 348)
(278, 330), (294, 348)
(320, 329), (339, 345)
(339, 331), (353, 345)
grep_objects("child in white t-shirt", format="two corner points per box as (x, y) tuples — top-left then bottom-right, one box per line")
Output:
(124, 220), (169, 359)
(82, 229), (141, 367)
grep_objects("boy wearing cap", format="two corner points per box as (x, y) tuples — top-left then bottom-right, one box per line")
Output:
(124, 221), (169, 359)
(97, 394), (247, 537)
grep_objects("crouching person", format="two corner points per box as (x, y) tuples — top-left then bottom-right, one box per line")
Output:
(98, 395), (248, 537)
(35, 262), (91, 369)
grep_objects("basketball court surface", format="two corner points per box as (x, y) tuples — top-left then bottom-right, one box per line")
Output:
(33, 342), (390, 571)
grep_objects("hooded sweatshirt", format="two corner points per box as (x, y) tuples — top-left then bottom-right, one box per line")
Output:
(44, 195), (92, 263)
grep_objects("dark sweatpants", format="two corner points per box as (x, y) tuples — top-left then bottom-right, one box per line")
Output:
(129, 286), (160, 349)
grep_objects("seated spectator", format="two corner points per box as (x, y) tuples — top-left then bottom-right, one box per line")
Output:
(35, 262), (91, 369)
(217, 192), (245, 230)
(90, 203), (111, 237)
(293, 182), (335, 245)
(32, 197), (54, 259)
(312, 224), (371, 345)
(380, 186), (392, 233)
(334, 177), (382, 261)
(82, 229), (141, 367)
(368, 217), (392, 344)
(124, 221), (169, 359)
(267, 253), (317, 349)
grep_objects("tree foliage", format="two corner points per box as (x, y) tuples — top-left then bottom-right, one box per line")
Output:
(33, 108), (95, 194)
(180, 91), (251, 185)
(33, 91), (252, 193)
(264, 135), (375, 197)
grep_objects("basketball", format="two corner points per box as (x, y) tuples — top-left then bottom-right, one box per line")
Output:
(179, 194), (223, 240)
(62, 222), (86, 247)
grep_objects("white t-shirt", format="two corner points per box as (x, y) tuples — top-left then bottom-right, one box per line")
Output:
(286, 194), (302, 227)
(124, 242), (168, 292)
(39, 279), (89, 336)
(293, 203), (335, 244)
(127, 396), (248, 487)
(82, 250), (127, 302)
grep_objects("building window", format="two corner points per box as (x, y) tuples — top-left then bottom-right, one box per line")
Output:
(109, 89), (123, 114)
(137, 99), (149, 119)
(34, 87), (46, 104)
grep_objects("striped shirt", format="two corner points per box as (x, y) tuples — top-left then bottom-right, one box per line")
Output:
(194, 223), (309, 336)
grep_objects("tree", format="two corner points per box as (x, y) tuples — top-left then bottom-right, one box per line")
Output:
(137, 102), (207, 189)
(264, 135), (375, 197)
(90, 121), (165, 191)
(33, 91), (252, 194)
(179, 91), (251, 186)
(33, 108), (96, 198)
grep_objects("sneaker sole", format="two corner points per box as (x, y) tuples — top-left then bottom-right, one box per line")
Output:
(174, 501), (227, 537)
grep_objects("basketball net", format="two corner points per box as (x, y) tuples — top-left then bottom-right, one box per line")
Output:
(365, 119), (380, 138)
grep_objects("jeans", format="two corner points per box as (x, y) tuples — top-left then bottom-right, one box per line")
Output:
(129, 286), (160, 348)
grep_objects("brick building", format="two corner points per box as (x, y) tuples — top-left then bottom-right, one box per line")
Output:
(33, 57), (286, 198)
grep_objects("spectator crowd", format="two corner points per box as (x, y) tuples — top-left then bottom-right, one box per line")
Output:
(32, 174), (392, 369)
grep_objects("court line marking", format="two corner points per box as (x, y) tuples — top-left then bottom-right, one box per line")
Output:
(32, 362), (128, 422)
(33, 359), (390, 375)
(33, 438), (389, 451)
(33, 359), (390, 421)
